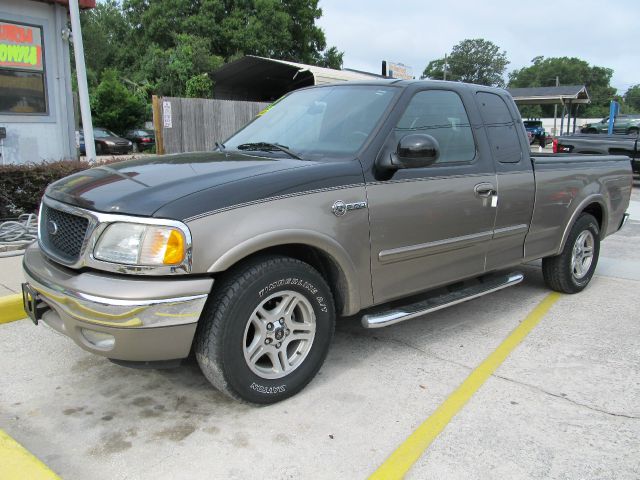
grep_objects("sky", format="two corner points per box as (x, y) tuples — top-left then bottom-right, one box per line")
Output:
(317, 0), (639, 94)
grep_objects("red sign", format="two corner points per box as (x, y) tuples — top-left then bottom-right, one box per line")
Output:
(0, 22), (43, 71)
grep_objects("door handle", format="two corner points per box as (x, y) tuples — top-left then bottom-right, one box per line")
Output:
(474, 183), (495, 198)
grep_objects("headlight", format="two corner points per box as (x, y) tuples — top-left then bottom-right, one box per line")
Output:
(104, 140), (115, 146)
(94, 223), (186, 266)
(127, 141), (132, 146)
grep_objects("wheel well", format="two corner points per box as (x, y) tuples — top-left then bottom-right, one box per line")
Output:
(582, 202), (603, 230)
(226, 244), (348, 315)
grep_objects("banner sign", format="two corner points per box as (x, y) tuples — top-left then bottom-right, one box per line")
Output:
(0, 21), (44, 72)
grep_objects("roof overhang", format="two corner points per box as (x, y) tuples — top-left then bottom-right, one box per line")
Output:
(507, 85), (590, 105)
(32, 0), (96, 9)
(212, 55), (379, 102)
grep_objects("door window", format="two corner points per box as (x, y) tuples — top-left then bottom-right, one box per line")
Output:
(395, 90), (476, 164)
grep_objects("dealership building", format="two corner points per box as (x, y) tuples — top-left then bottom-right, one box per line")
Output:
(0, 0), (94, 165)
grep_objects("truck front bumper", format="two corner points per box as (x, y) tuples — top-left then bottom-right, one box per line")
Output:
(22, 243), (213, 362)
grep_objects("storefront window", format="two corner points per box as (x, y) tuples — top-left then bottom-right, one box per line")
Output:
(0, 20), (47, 114)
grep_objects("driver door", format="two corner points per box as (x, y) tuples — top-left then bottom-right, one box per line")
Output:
(366, 89), (498, 304)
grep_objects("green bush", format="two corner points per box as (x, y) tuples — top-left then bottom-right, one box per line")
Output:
(0, 160), (115, 218)
(90, 69), (147, 133)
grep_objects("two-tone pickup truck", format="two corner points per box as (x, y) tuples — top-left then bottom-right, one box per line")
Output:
(22, 80), (632, 403)
(554, 133), (640, 174)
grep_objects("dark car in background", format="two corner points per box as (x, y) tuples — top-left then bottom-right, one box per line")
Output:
(523, 120), (547, 146)
(581, 114), (640, 135)
(78, 128), (133, 155)
(92, 128), (133, 155)
(125, 129), (156, 152)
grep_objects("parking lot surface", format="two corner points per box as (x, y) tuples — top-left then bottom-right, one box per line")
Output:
(1, 181), (639, 479)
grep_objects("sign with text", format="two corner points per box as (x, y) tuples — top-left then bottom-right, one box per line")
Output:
(163, 101), (172, 128)
(387, 61), (413, 80)
(0, 21), (43, 71)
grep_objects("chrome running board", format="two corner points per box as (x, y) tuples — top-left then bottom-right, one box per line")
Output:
(362, 272), (524, 329)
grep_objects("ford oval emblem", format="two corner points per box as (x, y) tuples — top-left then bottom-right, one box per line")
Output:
(47, 220), (58, 236)
(332, 200), (347, 217)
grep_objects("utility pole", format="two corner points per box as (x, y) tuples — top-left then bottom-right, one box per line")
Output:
(553, 76), (559, 137)
(443, 54), (448, 81)
(68, 0), (96, 162)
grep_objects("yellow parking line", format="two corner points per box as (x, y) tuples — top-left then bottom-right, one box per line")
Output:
(0, 294), (26, 324)
(369, 292), (562, 480)
(0, 429), (60, 480)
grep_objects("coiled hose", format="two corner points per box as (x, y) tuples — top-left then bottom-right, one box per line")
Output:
(0, 214), (38, 256)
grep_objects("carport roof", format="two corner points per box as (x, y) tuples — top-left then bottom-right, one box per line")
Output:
(507, 85), (590, 105)
(212, 55), (381, 101)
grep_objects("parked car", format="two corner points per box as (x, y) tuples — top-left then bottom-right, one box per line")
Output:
(124, 129), (156, 152)
(523, 120), (547, 146)
(581, 114), (640, 135)
(554, 133), (640, 174)
(24, 80), (632, 404)
(91, 128), (133, 155)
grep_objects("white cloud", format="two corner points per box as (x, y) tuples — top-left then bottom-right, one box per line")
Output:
(318, 0), (639, 93)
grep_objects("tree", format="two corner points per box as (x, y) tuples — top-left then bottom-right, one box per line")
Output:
(90, 69), (146, 133)
(508, 56), (616, 117)
(80, 0), (133, 86)
(121, 0), (342, 71)
(186, 73), (214, 98)
(624, 84), (640, 113)
(423, 39), (509, 87)
(319, 46), (343, 70)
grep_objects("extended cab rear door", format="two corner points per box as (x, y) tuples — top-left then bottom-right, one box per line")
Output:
(474, 91), (535, 271)
(365, 86), (498, 304)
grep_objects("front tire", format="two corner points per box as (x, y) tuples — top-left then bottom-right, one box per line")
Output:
(195, 255), (335, 404)
(542, 213), (600, 293)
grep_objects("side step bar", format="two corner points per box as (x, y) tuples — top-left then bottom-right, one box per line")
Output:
(362, 272), (524, 329)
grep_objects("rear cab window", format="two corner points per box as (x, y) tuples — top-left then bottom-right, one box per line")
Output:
(476, 92), (523, 164)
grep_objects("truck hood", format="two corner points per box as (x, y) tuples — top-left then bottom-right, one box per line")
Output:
(45, 151), (364, 220)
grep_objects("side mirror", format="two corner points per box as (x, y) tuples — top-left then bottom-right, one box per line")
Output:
(390, 134), (440, 169)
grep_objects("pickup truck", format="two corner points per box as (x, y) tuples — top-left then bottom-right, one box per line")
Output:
(22, 80), (632, 404)
(554, 133), (640, 174)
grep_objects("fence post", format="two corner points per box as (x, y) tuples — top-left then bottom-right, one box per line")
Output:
(152, 95), (165, 155)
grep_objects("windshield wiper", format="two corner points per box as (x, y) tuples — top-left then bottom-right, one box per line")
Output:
(215, 142), (226, 151)
(236, 142), (303, 160)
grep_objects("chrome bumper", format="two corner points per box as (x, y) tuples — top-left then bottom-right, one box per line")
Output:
(22, 243), (213, 361)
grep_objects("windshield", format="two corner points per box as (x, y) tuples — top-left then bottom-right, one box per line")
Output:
(523, 121), (542, 128)
(94, 128), (117, 138)
(224, 85), (397, 158)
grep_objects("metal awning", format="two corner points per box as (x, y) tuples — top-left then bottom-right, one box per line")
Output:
(213, 55), (380, 102)
(507, 85), (590, 105)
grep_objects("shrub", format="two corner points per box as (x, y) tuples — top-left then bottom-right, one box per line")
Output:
(90, 69), (147, 134)
(0, 160), (115, 218)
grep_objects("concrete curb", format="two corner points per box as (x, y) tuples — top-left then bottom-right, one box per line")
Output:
(0, 294), (26, 324)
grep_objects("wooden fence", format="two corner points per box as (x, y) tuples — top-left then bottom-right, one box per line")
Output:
(152, 96), (269, 154)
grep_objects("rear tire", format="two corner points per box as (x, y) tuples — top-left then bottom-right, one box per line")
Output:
(195, 255), (335, 404)
(542, 213), (600, 294)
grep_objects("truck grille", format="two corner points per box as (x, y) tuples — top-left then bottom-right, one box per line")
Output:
(40, 205), (89, 263)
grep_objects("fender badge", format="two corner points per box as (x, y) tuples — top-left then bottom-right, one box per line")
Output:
(332, 200), (367, 217)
